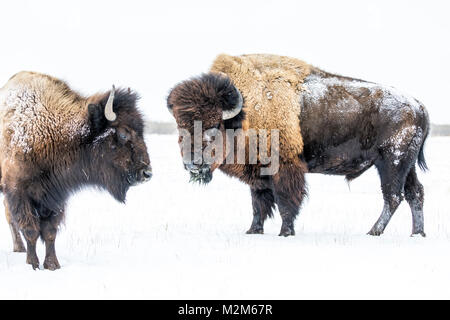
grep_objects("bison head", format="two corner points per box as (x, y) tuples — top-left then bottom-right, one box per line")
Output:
(87, 86), (152, 201)
(167, 73), (245, 184)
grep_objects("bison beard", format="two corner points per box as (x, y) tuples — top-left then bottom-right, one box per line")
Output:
(168, 53), (430, 238)
(0, 71), (152, 270)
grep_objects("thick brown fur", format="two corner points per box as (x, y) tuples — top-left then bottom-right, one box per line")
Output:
(168, 53), (429, 237)
(168, 55), (310, 236)
(211, 54), (311, 160)
(0, 71), (152, 270)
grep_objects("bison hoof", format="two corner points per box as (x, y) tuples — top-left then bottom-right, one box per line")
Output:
(13, 245), (26, 253)
(279, 229), (295, 237)
(367, 229), (383, 236)
(246, 228), (264, 235)
(411, 231), (426, 238)
(44, 258), (61, 271)
(26, 256), (40, 270)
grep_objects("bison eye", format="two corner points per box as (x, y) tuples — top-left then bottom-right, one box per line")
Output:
(117, 129), (130, 142)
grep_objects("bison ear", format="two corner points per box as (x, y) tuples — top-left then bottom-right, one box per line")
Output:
(88, 103), (108, 134)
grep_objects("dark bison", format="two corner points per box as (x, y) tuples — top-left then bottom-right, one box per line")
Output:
(167, 54), (429, 238)
(0, 71), (152, 270)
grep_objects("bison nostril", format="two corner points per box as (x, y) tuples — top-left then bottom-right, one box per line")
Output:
(185, 163), (198, 172)
(142, 169), (152, 180)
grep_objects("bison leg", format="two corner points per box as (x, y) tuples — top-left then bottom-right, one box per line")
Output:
(5, 194), (41, 269)
(23, 228), (40, 270)
(246, 188), (275, 234)
(404, 168), (426, 237)
(368, 159), (409, 236)
(41, 214), (63, 271)
(368, 200), (401, 236)
(273, 161), (307, 237)
(276, 202), (298, 237)
(4, 200), (26, 252)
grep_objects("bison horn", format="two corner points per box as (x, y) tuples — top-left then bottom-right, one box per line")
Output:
(104, 85), (117, 122)
(222, 89), (243, 120)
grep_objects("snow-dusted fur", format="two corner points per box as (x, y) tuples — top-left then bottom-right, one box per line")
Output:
(0, 71), (151, 270)
(300, 67), (430, 236)
(168, 54), (430, 238)
(210, 54), (311, 160)
(0, 72), (90, 160)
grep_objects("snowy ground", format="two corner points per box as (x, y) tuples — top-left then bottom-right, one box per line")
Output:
(0, 135), (449, 300)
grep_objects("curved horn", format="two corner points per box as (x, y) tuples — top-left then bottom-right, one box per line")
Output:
(104, 85), (117, 121)
(222, 89), (243, 120)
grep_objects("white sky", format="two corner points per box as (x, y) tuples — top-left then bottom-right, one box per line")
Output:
(0, 0), (449, 123)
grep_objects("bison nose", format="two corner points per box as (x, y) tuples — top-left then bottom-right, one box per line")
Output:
(185, 163), (199, 172)
(141, 168), (153, 181)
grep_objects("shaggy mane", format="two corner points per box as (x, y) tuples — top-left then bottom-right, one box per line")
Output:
(167, 73), (245, 129)
(210, 54), (311, 160)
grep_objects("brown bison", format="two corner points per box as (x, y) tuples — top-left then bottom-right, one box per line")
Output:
(167, 54), (429, 238)
(0, 71), (152, 270)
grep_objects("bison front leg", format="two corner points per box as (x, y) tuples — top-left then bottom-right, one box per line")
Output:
(273, 161), (308, 237)
(40, 214), (63, 271)
(4, 200), (26, 252)
(276, 200), (303, 237)
(24, 229), (40, 270)
(246, 188), (275, 234)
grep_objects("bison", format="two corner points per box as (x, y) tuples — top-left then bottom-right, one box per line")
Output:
(167, 54), (429, 238)
(0, 71), (152, 270)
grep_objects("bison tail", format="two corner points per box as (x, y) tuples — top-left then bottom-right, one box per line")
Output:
(418, 141), (428, 171)
(417, 127), (429, 172)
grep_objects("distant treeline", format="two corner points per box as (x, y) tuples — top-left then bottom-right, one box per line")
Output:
(145, 121), (177, 135)
(431, 124), (450, 136)
(145, 121), (450, 136)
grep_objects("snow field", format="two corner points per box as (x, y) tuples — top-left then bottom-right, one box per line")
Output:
(0, 135), (449, 299)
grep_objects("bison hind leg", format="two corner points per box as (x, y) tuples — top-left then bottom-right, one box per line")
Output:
(4, 200), (26, 252)
(6, 193), (41, 269)
(369, 137), (422, 236)
(9, 225), (26, 253)
(404, 167), (426, 237)
(368, 163), (408, 236)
